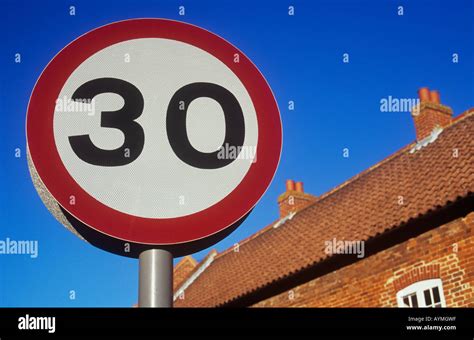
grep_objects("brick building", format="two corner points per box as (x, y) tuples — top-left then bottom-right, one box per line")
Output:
(173, 88), (474, 307)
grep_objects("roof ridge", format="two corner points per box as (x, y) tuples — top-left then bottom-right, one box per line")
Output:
(308, 109), (473, 205)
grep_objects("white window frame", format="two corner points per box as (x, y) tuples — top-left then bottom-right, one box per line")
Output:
(396, 278), (446, 308)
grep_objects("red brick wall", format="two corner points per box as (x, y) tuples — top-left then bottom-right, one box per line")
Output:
(254, 212), (474, 307)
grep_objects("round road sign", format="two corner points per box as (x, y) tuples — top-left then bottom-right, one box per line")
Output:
(26, 19), (281, 257)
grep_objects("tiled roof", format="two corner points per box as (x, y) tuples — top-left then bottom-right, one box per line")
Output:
(175, 110), (474, 307)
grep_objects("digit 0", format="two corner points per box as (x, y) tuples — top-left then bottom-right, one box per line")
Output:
(167, 82), (245, 169)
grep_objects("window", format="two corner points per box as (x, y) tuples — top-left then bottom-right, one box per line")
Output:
(396, 279), (446, 308)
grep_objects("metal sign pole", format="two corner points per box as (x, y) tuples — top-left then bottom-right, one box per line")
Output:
(138, 248), (173, 307)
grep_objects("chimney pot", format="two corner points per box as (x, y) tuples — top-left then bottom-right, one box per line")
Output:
(286, 179), (295, 192)
(418, 87), (431, 102)
(295, 181), (304, 193)
(430, 90), (440, 104)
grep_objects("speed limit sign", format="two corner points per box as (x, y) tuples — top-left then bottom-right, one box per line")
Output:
(26, 19), (281, 257)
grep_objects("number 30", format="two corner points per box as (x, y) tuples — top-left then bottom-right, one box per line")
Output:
(69, 77), (245, 169)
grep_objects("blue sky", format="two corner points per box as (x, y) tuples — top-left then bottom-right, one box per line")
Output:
(0, 0), (472, 307)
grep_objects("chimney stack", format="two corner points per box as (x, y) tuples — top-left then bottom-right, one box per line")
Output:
(412, 87), (453, 141)
(278, 179), (317, 218)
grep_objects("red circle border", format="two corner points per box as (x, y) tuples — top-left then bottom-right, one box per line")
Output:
(26, 19), (282, 245)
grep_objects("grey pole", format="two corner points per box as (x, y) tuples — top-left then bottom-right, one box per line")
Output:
(138, 248), (173, 307)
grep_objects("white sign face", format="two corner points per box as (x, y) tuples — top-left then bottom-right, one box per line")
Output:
(53, 38), (258, 218)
